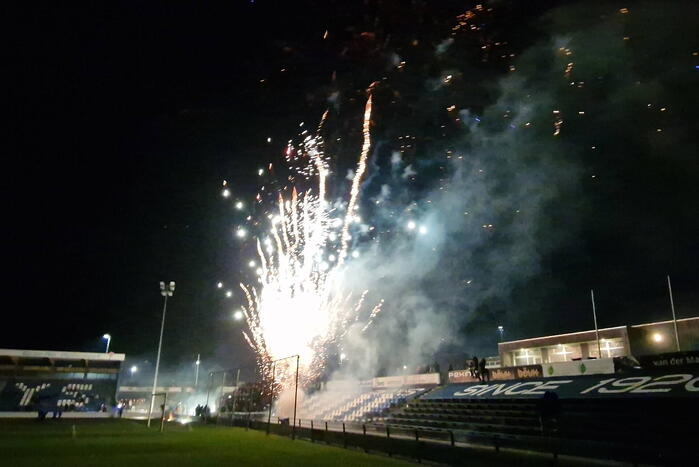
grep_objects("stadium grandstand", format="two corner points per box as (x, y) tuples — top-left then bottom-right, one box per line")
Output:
(217, 316), (699, 464)
(0, 348), (124, 416)
(296, 374), (439, 422)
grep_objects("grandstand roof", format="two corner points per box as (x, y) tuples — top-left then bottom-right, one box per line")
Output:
(498, 316), (699, 351)
(0, 348), (125, 362)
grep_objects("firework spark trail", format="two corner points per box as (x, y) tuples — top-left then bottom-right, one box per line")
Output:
(239, 93), (381, 383)
(338, 87), (375, 265)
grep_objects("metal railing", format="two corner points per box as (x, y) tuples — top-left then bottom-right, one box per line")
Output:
(208, 411), (669, 465)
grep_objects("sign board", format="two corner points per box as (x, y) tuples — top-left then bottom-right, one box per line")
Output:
(448, 365), (543, 383)
(327, 379), (363, 391)
(424, 372), (699, 400)
(543, 358), (614, 377)
(639, 351), (699, 370)
(372, 373), (440, 389)
(404, 373), (440, 386)
(372, 375), (405, 389)
(448, 370), (478, 383)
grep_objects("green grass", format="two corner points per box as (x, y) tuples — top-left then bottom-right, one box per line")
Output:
(0, 419), (413, 467)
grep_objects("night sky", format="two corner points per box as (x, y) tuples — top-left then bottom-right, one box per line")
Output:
(5, 1), (698, 378)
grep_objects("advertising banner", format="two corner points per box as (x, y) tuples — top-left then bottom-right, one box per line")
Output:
(424, 372), (699, 400)
(543, 358), (614, 377)
(638, 351), (699, 371)
(403, 373), (440, 386)
(372, 375), (405, 389)
(448, 370), (478, 383)
(448, 365), (543, 383)
(372, 373), (440, 389)
(326, 379), (363, 391)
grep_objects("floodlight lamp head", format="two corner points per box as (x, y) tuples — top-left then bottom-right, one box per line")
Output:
(169, 281), (176, 291)
(160, 281), (165, 290)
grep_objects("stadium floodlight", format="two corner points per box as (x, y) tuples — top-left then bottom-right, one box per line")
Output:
(102, 334), (111, 353)
(130, 365), (138, 375)
(148, 280), (175, 427)
(233, 310), (244, 321)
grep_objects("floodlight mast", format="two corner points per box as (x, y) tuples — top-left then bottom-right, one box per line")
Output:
(147, 280), (175, 427)
(102, 334), (112, 353)
(194, 354), (201, 387)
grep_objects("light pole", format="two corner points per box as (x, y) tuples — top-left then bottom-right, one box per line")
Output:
(590, 289), (602, 359)
(232, 368), (240, 418)
(204, 369), (237, 416)
(497, 326), (504, 342)
(102, 334), (111, 353)
(195, 354), (201, 388)
(205, 371), (214, 410)
(266, 361), (275, 434)
(667, 275), (681, 352)
(147, 281), (175, 427)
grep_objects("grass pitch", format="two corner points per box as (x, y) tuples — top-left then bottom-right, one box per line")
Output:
(0, 419), (413, 467)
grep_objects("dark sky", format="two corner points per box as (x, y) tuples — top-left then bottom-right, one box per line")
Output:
(5, 1), (698, 376)
(5, 1), (382, 367)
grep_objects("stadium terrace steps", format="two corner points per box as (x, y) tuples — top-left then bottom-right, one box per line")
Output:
(298, 387), (427, 422)
(386, 415), (540, 436)
(396, 410), (540, 427)
(380, 390), (699, 463)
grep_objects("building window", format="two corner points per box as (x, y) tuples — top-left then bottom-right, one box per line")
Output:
(601, 338), (625, 358)
(588, 338), (625, 358)
(549, 344), (580, 362)
(514, 348), (542, 365)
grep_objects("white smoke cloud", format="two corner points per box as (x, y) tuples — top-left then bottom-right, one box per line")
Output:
(401, 164), (416, 179)
(319, 40), (581, 381)
(436, 38), (454, 55)
(390, 151), (402, 168)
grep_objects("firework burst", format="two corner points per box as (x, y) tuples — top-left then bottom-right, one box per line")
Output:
(238, 90), (382, 384)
